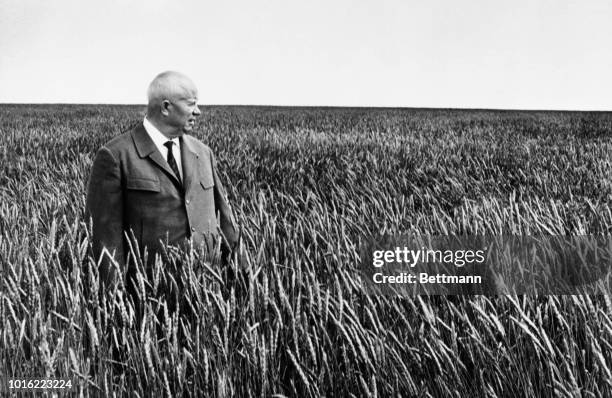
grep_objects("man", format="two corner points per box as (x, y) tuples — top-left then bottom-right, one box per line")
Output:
(86, 71), (238, 287)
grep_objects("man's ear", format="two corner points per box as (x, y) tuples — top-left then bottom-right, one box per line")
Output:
(161, 100), (171, 116)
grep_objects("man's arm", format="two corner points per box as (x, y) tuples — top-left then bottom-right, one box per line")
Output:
(210, 150), (239, 253)
(86, 146), (124, 287)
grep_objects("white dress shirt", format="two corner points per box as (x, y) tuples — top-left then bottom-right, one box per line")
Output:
(143, 117), (183, 180)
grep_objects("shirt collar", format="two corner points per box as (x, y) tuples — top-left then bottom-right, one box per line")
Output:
(143, 117), (179, 148)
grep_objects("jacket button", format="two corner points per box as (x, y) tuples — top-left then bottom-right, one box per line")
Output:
(191, 227), (196, 232)
(186, 199), (190, 204)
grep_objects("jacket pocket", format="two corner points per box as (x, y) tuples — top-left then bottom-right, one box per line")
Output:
(200, 175), (214, 190)
(127, 177), (161, 192)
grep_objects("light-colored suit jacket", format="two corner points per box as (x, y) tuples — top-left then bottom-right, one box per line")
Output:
(86, 123), (238, 284)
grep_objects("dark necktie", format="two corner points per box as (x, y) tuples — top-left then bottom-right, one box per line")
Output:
(163, 141), (182, 184)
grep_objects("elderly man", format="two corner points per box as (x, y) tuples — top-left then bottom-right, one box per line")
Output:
(86, 71), (238, 287)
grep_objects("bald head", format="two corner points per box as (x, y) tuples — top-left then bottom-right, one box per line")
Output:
(145, 71), (201, 137)
(147, 71), (198, 116)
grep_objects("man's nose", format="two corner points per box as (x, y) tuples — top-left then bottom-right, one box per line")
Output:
(193, 106), (202, 116)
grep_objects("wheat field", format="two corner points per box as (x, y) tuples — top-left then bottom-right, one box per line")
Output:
(1, 104), (612, 396)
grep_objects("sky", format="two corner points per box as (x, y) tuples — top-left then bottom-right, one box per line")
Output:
(1, 0), (611, 110)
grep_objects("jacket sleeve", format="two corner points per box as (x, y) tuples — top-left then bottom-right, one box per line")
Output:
(86, 146), (124, 286)
(210, 150), (239, 251)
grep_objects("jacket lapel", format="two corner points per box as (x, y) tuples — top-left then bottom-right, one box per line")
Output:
(131, 124), (183, 188)
(180, 136), (199, 193)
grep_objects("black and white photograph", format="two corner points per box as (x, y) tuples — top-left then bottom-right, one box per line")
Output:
(1, 0), (612, 396)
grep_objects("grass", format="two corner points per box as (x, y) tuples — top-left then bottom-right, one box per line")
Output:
(1, 104), (612, 396)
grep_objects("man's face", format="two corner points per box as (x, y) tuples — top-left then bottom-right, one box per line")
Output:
(166, 84), (201, 136)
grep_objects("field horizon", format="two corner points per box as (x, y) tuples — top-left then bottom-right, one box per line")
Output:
(1, 103), (611, 113)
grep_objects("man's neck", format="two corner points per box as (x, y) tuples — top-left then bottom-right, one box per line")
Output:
(146, 116), (178, 140)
